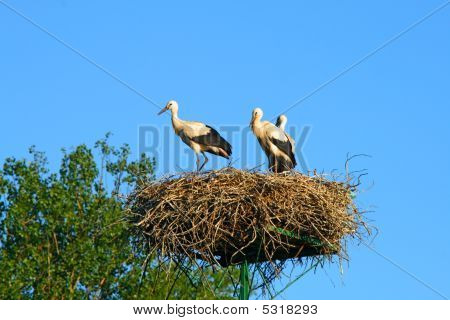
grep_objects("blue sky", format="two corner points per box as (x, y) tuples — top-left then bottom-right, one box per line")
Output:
(1, 1), (449, 299)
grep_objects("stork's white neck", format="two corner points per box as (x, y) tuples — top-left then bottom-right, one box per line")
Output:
(170, 107), (183, 134)
(250, 116), (263, 134)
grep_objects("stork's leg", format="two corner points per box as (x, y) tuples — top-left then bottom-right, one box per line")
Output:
(198, 152), (209, 171)
(273, 156), (278, 173)
(269, 155), (276, 172)
(196, 153), (201, 172)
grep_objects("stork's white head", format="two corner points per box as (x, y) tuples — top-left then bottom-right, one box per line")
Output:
(250, 107), (264, 129)
(252, 107), (263, 120)
(276, 114), (287, 130)
(157, 100), (179, 115)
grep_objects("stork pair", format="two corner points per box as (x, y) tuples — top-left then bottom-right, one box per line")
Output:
(157, 100), (296, 173)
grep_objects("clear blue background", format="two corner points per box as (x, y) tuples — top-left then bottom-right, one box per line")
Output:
(1, 0), (449, 299)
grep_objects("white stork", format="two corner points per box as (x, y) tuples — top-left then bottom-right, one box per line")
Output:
(158, 100), (232, 171)
(250, 108), (296, 173)
(276, 114), (296, 153)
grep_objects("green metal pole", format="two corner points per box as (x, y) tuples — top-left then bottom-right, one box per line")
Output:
(239, 260), (250, 300)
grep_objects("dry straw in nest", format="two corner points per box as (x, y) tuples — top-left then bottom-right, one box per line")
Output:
(127, 168), (368, 268)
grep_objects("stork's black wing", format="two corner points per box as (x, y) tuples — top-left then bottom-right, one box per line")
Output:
(269, 136), (297, 167)
(191, 125), (232, 156)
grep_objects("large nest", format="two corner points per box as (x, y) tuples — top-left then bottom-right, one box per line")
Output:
(127, 168), (368, 269)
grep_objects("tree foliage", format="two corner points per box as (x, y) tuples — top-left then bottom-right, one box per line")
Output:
(0, 135), (235, 299)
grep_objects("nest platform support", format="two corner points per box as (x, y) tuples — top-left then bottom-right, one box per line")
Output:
(239, 260), (250, 300)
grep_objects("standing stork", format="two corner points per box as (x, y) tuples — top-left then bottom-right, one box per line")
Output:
(158, 100), (232, 171)
(276, 114), (296, 153)
(250, 108), (296, 173)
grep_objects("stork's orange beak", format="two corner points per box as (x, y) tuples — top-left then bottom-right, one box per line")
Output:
(157, 106), (168, 115)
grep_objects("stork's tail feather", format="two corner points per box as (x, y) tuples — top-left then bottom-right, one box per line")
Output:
(218, 140), (231, 158)
(224, 140), (232, 157)
(216, 135), (232, 158)
(221, 152), (230, 160)
(208, 146), (231, 159)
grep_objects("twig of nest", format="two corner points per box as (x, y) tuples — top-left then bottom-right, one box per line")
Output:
(126, 168), (369, 268)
